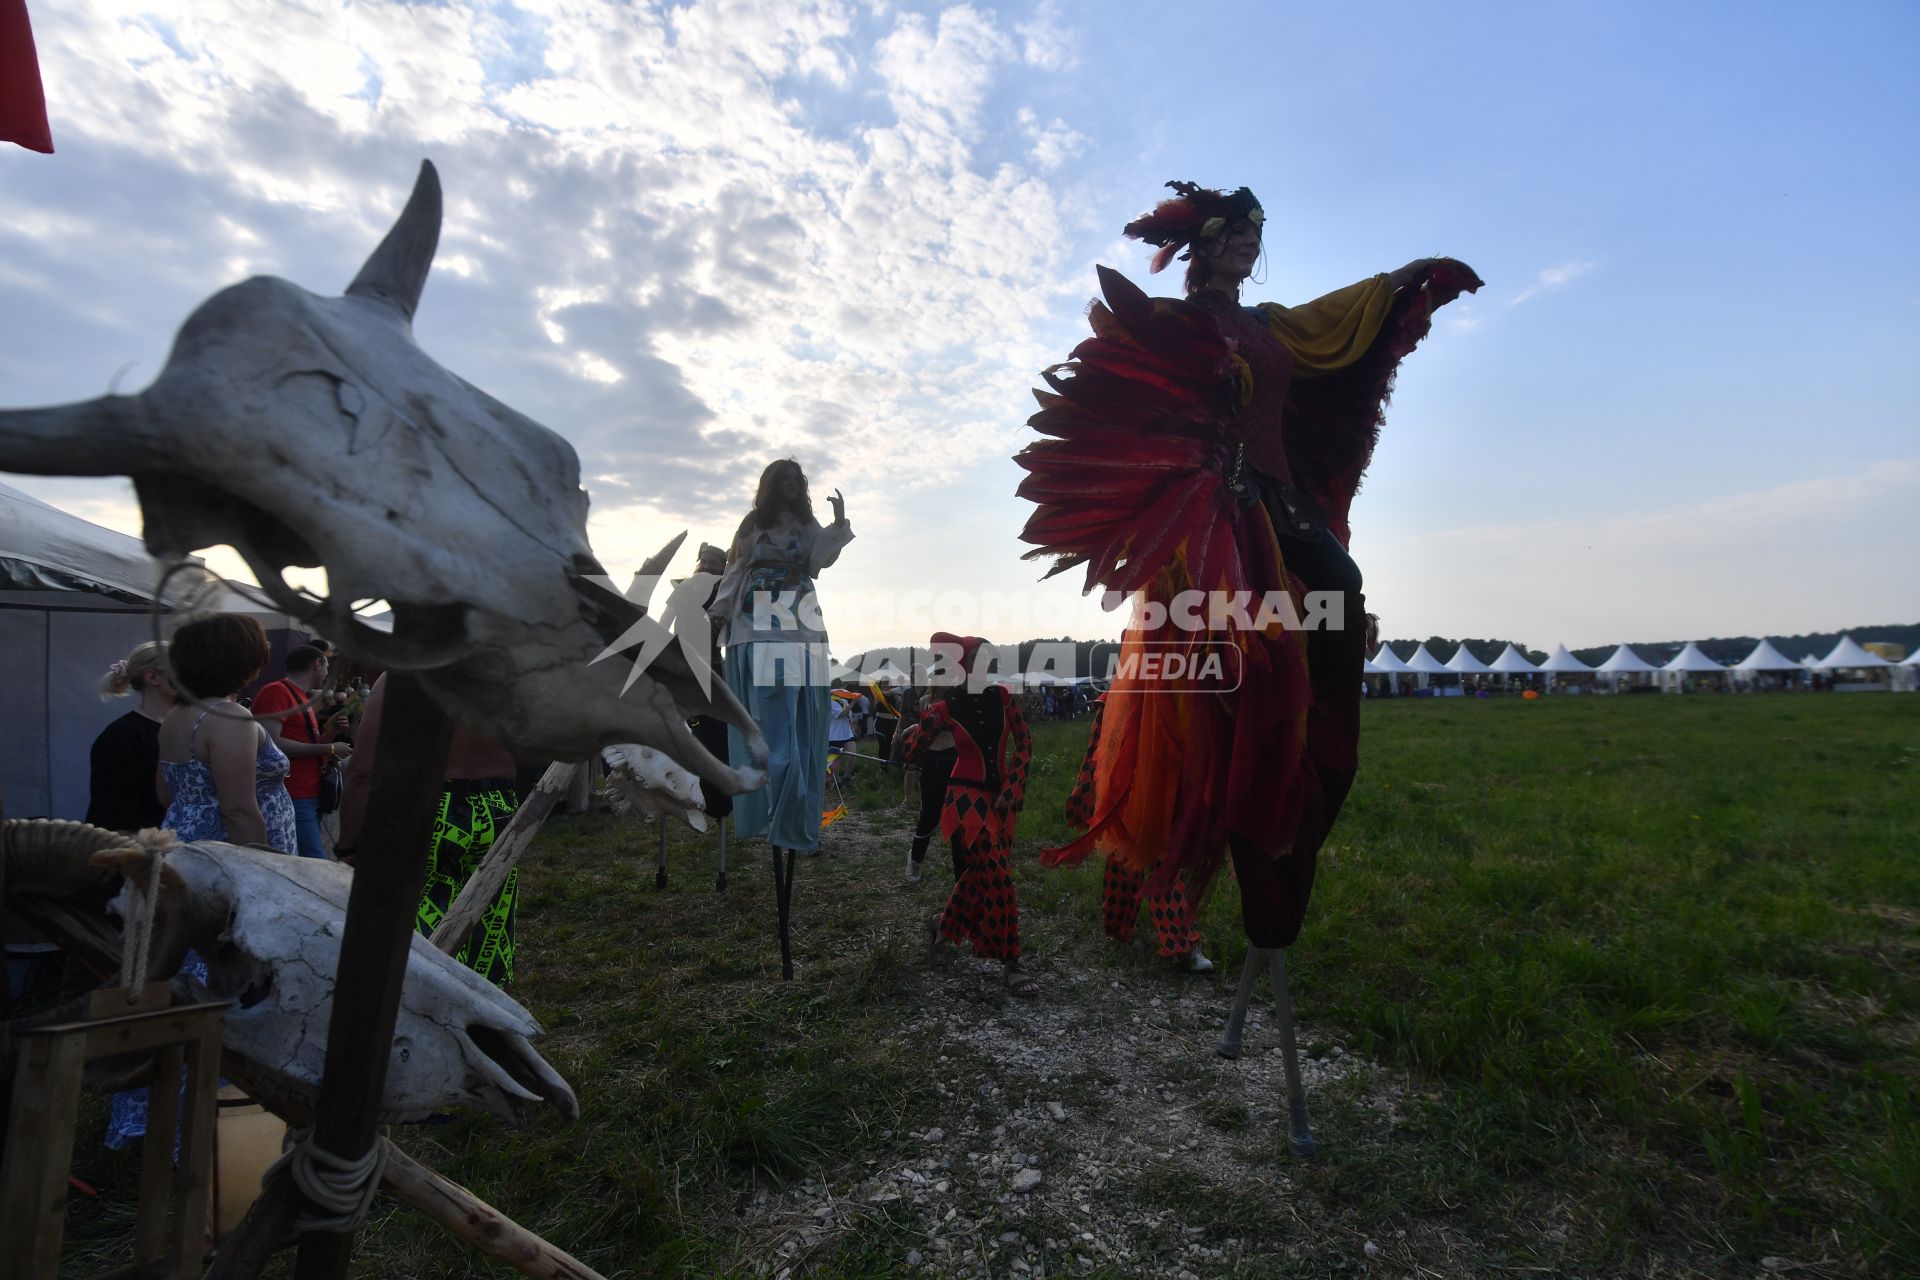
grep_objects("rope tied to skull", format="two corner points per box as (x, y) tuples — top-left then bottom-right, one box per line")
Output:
(269, 1126), (390, 1232)
(118, 827), (176, 1001)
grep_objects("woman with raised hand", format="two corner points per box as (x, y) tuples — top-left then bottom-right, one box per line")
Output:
(708, 458), (852, 978)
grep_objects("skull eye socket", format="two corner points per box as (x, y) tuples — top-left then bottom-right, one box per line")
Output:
(204, 932), (274, 1010)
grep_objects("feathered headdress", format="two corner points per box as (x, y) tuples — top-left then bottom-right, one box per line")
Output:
(1122, 181), (1264, 274)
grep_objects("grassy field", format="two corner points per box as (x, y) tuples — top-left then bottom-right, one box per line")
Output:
(56, 694), (1918, 1278)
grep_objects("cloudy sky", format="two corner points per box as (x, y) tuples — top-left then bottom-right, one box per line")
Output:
(3, 0), (1915, 654)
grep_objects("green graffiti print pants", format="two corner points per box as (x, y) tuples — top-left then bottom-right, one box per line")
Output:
(417, 778), (520, 988)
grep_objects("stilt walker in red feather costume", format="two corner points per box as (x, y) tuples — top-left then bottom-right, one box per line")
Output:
(1018, 182), (1479, 1152)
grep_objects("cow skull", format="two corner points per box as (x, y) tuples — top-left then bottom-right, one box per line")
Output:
(0, 160), (764, 793)
(601, 743), (708, 831)
(99, 839), (579, 1124)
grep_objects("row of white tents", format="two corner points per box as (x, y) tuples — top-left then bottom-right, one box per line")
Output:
(1366, 635), (1918, 686)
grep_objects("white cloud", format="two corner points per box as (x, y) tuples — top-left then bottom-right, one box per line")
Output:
(1, 0), (1101, 652)
(1016, 1), (1076, 71)
(1016, 106), (1087, 170)
(1509, 258), (1596, 306)
(872, 6), (1014, 138)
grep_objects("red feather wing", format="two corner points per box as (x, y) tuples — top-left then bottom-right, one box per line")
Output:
(1016, 268), (1246, 597)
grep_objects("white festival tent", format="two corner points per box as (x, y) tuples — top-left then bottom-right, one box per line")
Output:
(1536, 644), (1594, 673)
(1489, 643), (1539, 675)
(1444, 645), (1493, 676)
(1596, 643), (1660, 691)
(1813, 635), (1892, 671)
(1659, 641), (1729, 692)
(1367, 644), (1413, 689)
(1733, 639), (1804, 672)
(1399, 643), (1451, 692)
(0, 482), (298, 819)
(1662, 641), (1726, 672)
(1362, 656), (1385, 674)
(1535, 644), (1595, 690)
(1370, 645), (1413, 674)
(1598, 645), (1660, 673)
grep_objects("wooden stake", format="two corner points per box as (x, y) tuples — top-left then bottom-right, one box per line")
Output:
(293, 674), (452, 1279)
(379, 1140), (608, 1280)
(430, 762), (579, 956)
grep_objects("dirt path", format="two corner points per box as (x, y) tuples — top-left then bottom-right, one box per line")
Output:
(732, 811), (1416, 1279)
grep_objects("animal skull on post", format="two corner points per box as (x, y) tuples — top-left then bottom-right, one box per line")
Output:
(4, 821), (577, 1124)
(0, 160), (764, 792)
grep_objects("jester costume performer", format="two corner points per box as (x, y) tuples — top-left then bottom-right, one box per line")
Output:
(1021, 182), (1480, 950)
(1067, 693), (1203, 964)
(901, 634), (1034, 982)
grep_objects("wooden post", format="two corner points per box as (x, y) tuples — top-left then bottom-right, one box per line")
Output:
(0, 993), (228, 1279)
(293, 674), (452, 1278)
(379, 1140), (609, 1280)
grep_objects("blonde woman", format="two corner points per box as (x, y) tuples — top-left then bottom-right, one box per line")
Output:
(86, 641), (175, 832)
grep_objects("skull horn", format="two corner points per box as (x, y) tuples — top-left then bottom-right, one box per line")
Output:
(346, 160), (442, 322)
(0, 394), (150, 477)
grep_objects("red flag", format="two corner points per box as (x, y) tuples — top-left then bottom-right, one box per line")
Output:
(1, 0), (54, 154)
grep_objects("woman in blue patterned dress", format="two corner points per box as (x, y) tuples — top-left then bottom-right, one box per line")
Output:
(108, 612), (293, 1148)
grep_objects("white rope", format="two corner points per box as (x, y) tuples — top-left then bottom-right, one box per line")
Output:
(267, 1127), (390, 1233)
(118, 829), (174, 1000)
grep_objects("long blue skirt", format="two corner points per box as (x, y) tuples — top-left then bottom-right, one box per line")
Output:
(725, 642), (831, 853)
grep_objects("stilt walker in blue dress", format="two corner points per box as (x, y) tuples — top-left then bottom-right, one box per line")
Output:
(708, 459), (853, 980)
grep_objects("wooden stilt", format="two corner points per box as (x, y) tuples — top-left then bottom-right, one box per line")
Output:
(1217, 945), (1264, 1060)
(1266, 948), (1317, 1156)
(771, 845), (798, 980)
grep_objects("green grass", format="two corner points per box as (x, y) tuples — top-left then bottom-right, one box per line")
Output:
(51, 694), (1919, 1277)
(1201, 696), (1920, 1274)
